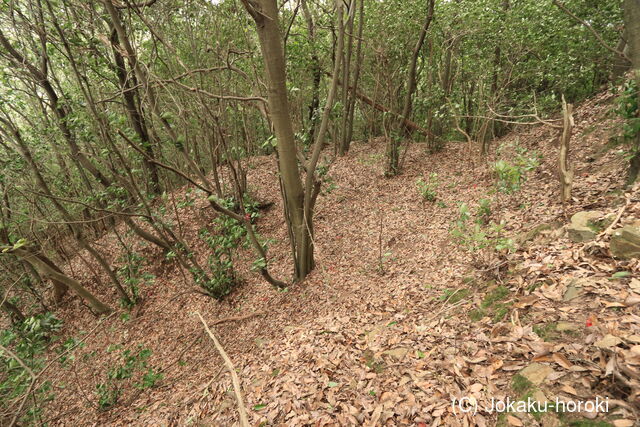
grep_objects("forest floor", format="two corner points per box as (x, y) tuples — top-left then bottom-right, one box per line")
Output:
(41, 89), (639, 427)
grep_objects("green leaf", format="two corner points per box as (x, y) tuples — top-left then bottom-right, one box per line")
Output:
(327, 381), (339, 388)
(612, 271), (631, 279)
(253, 404), (267, 410)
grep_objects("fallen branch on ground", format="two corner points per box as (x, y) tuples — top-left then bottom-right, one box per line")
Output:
(195, 311), (250, 427)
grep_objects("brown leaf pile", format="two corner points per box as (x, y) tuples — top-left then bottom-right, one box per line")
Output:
(38, 89), (639, 426)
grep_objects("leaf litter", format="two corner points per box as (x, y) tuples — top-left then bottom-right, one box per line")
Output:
(38, 89), (640, 426)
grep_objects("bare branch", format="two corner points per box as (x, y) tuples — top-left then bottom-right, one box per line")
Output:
(195, 312), (250, 427)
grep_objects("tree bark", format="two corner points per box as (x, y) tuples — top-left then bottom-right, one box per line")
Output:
(387, 0), (435, 176)
(1, 299), (25, 324)
(341, 0), (365, 155)
(108, 26), (161, 194)
(623, 0), (640, 184)
(12, 248), (111, 314)
(301, 0), (322, 145)
(559, 96), (574, 203)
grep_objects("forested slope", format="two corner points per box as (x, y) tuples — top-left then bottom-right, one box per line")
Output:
(1, 0), (640, 425)
(4, 88), (637, 426)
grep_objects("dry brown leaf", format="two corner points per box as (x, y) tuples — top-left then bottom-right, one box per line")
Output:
(507, 415), (523, 426)
(552, 353), (574, 369)
(612, 420), (634, 427)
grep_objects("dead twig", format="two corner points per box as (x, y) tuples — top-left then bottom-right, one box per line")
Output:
(599, 192), (632, 238)
(195, 311), (250, 427)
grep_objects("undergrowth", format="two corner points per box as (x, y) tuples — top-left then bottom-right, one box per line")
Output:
(0, 313), (62, 424)
(96, 346), (162, 410)
(196, 194), (261, 299)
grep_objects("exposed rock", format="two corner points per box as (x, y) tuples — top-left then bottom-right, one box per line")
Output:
(519, 363), (553, 385)
(566, 211), (603, 242)
(383, 347), (410, 360)
(563, 284), (583, 302)
(515, 221), (563, 247)
(556, 321), (580, 332)
(610, 225), (640, 259)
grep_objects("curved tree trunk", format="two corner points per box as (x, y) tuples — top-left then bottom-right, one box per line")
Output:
(13, 247), (111, 315)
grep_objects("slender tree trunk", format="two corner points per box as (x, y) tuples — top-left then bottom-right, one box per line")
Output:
(559, 96), (574, 203)
(109, 27), (161, 194)
(341, 0), (365, 155)
(301, 0), (321, 146)
(241, 0), (313, 280)
(13, 248), (111, 314)
(612, 29), (632, 79)
(338, 0), (356, 155)
(623, 0), (640, 184)
(386, 0), (435, 176)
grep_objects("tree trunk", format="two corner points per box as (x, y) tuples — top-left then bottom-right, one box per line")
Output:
(1, 299), (25, 325)
(623, 0), (640, 184)
(109, 27), (161, 194)
(338, 0), (356, 155)
(301, 0), (321, 145)
(240, 0), (313, 281)
(559, 96), (574, 203)
(341, 0), (365, 155)
(13, 248), (111, 315)
(386, 0), (435, 176)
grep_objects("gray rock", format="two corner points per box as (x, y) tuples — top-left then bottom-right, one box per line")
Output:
(383, 347), (410, 360)
(520, 363), (553, 385)
(567, 211), (603, 242)
(563, 284), (583, 302)
(610, 225), (640, 259)
(515, 221), (563, 246)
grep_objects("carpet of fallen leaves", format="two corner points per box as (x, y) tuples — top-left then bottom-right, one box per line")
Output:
(40, 90), (639, 426)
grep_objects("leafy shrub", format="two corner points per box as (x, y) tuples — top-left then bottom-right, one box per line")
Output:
(197, 194), (261, 299)
(476, 198), (492, 224)
(616, 78), (640, 142)
(117, 252), (155, 308)
(1, 313), (62, 423)
(450, 203), (515, 254)
(492, 145), (540, 193)
(416, 172), (439, 202)
(96, 346), (162, 410)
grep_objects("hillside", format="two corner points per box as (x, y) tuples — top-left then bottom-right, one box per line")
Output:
(25, 89), (638, 426)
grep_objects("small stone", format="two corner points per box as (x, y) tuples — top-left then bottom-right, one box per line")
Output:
(556, 321), (579, 332)
(383, 347), (410, 360)
(563, 284), (583, 302)
(610, 225), (640, 259)
(519, 363), (553, 385)
(595, 334), (622, 349)
(567, 211), (603, 242)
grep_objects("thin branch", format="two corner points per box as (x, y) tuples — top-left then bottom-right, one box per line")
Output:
(195, 312), (250, 427)
(114, 0), (157, 8)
